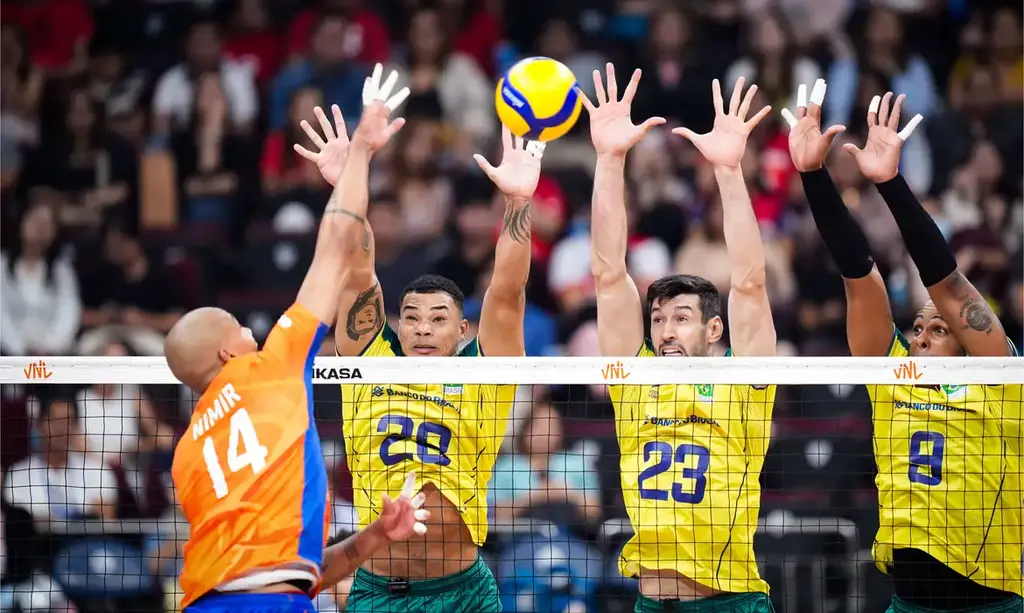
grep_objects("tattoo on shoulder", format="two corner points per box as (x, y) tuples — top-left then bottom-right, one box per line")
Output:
(346, 284), (383, 341)
(501, 198), (532, 245)
(947, 272), (995, 335)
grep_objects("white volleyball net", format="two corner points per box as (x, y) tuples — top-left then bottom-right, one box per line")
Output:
(0, 356), (1021, 613)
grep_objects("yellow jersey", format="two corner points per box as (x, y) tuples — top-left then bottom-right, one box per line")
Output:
(869, 327), (1023, 596)
(612, 342), (776, 594)
(340, 323), (516, 545)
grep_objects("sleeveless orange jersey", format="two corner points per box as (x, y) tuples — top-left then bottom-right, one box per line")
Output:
(172, 303), (332, 608)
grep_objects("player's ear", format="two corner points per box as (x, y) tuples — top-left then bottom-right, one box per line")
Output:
(705, 316), (724, 344)
(218, 347), (235, 362)
(459, 318), (469, 341)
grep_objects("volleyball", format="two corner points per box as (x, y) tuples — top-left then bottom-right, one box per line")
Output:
(495, 57), (582, 142)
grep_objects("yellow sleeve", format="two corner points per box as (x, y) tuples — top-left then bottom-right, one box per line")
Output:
(608, 340), (655, 406)
(887, 326), (910, 358)
(739, 385), (778, 463)
(359, 322), (401, 357)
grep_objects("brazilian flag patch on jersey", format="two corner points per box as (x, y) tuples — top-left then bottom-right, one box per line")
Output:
(941, 384), (967, 400)
(696, 384), (714, 403)
(443, 384), (463, 396)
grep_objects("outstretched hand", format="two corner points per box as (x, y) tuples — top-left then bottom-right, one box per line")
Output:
(352, 63), (411, 154)
(672, 77), (771, 169)
(294, 105), (350, 187)
(780, 79), (847, 172)
(579, 63), (665, 156)
(377, 472), (430, 542)
(473, 126), (545, 199)
(842, 92), (923, 183)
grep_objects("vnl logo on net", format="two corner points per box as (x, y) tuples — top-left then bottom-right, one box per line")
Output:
(24, 360), (53, 380)
(602, 360), (631, 382)
(893, 361), (924, 382)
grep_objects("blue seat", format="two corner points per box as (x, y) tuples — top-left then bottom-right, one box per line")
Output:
(51, 538), (156, 599)
(496, 533), (603, 613)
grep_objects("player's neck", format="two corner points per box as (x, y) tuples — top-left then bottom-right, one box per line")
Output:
(43, 449), (70, 468)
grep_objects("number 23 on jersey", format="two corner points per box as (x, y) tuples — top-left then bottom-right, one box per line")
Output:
(203, 409), (269, 499)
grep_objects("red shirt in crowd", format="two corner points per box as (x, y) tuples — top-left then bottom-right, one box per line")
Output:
(223, 29), (284, 87)
(3, 0), (93, 70)
(287, 8), (390, 64)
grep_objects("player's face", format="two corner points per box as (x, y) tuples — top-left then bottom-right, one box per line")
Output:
(650, 294), (721, 357)
(39, 401), (76, 453)
(222, 319), (258, 359)
(398, 292), (467, 356)
(909, 302), (965, 357)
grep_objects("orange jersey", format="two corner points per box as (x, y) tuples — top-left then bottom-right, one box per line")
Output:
(172, 303), (332, 608)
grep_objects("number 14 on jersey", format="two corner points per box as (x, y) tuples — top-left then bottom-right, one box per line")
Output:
(203, 409), (269, 499)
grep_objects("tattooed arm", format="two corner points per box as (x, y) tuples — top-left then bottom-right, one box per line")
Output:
(319, 523), (389, 590)
(925, 271), (1010, 356)
(476, 196), (532, 356)
(474, 130), (543, 357)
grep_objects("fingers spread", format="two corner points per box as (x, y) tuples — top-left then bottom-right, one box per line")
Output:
(796, 84), (808, 110)
(473, 153), (496, 175)
(293, 144), (318, 162)
(888, 94), (905, 131)
(867, 95), (881, 124)
(514, 135), (525, 151)
(780, 108), (798, 128)
(315, 106), (335, 141)
(746, 104), (772, 129)
(822, 124), (847, 144)
(897, 114), (924, 141)
(729, 77), (745, 115)
(410, 492), (426, 509)
(378, 69), (398, 101)
(387, 117), (406, 138)
(300, 120), (327, 150)
(671, 127), (701, 143)
(387, 87), (411, 112)
(738, 83), (757, 120)
(331, 105), (346, 138)
(577, 87), (596, 112)
(711, 79), (724, 115)
(605, 63), (618, 101)
(400, 471), (416, 500)
(639, 116), (667, 133)
(592, 70), (607, 105)
(842, 142), (861, 157)
(413, 509), (429, 522)
(877, 92), (893, 126)
(622, 68), (642, 104)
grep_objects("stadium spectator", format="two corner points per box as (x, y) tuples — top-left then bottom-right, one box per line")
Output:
(286, 0), (391, 65)
(78, 216), (183, 356)
(365, 194), (434, 309)
(222, 0), (284, 88)
(3, 390), (118, 523)
(269, 12), (365, 131)
(0, 24), (44, 157)
(20, 86), (137, 230)
(535, 18), (606, 103)
(489, 402), (601, 530)
(171, 71), (259, 224)
(389, 6), (496, 153)
(0, 201), (81, 356)
(260, 86), (330, 198)
(2, 0), (93, 73)
(386, 115), (455, 244)
(152, 19), (258, 139)
(725, 9), (821, 111)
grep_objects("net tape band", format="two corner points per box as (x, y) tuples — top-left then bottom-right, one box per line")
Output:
(4, 356), (1023, 385)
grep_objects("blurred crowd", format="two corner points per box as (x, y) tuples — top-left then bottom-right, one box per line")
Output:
(0, 0), (1022, 612)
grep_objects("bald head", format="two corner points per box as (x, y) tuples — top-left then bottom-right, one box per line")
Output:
(165, 307), (252, 392)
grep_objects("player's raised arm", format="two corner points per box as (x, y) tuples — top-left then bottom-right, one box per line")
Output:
(843, 92), (1010, 356)
(581, 64), (665, 356)
(297, 64), (409, 352)
(472, 127), (545, 356)
(672, 78), (775, 356)
(780, 79), (894, 357)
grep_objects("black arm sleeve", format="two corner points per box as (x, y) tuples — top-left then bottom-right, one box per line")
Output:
(874, 175), (957, 287)
(799, 169), (875, 279)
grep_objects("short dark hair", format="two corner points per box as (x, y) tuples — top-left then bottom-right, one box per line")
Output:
(646, 274), (721, 323)
(32, 386), (80, 421)
(401, 275), (465, 313)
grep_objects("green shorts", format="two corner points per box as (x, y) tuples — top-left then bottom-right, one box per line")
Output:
(886, 595), (1024, 613)
(345, 555), (501, 613)
(635, 592), (774, 613)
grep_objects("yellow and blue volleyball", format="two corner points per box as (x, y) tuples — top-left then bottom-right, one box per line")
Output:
(495, 57), (582, 142)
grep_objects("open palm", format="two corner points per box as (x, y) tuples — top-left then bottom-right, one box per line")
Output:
(780, 80), (846, 172)
(581, 63), (665, 156)
(294, 105), (349, 187)
(473, 126), (544, 199)
(843, 92), (924, 183)
(673, 78), (772, 169)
